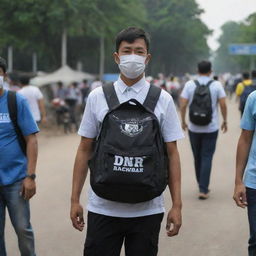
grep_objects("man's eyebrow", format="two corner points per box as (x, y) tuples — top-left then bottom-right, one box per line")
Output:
(122, 46), (145, 50)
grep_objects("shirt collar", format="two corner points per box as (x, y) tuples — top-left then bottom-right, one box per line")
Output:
(197, 75), (211, 84)
(116, 76), (147, 94)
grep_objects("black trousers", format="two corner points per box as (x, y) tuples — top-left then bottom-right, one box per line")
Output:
(84, 211), (164, 256)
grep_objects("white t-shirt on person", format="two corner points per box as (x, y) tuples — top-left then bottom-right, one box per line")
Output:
(78, 76), (184, 218)
(180, 76), (226, 133)
(18, 85), (43, 122)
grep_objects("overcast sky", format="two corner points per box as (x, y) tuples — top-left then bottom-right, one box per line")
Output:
(195, 0), (256, 51)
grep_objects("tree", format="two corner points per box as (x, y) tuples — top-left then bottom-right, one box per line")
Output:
(0, 0), (146, 72)
(143, 0), (210, 75)
(214, 14), (256, 73)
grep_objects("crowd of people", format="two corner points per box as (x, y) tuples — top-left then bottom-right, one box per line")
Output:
(1, 26), (256, 256)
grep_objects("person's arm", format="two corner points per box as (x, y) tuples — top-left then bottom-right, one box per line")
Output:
(165, 141), (182, 237)
(218, 97), (228, 133)
(38, 98), (47, 124)
(179, 97), (189, 130)
(70, 137), (94, 232)
(233, 129), (253, 208)
(22, 133), (38, 200)
(235, 83), (243, 102)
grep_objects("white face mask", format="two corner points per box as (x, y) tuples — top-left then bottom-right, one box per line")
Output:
(118, 54), (146, 79)
(0, 76), (4, 90)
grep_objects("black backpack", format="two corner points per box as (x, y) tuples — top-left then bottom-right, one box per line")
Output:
(88, 84), (169, 203)
(239, 83), (256, 111)
(189, 80), (213, 126)
(7, 91), (27, 155)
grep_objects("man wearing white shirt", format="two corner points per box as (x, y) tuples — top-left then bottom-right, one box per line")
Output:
(70, 27), (184, 256)
(180, 61), (227, 200)
(18, 76), (47, 124)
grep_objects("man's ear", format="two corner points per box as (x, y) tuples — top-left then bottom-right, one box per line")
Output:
(145, 54), (151, 65)
(113, 52), (120, 64)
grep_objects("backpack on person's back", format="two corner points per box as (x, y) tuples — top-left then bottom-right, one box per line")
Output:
(189, 80), (213, 126)
(88, 84), (168, 203)
(239, 82), (256, 111)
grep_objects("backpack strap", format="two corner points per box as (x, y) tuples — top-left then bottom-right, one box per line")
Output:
(143, 85), (161, 112)
(7, 91), (27, 156)
(102, 84), (120, 111)
(194, 80), (201, 87)
(206, 80), (214, 87)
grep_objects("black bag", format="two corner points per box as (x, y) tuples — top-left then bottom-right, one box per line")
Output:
(89, 84), (169, 203)
(239, 83), (256, 111)
(189, 80), (213, 126)
(7, 91), (27, 155)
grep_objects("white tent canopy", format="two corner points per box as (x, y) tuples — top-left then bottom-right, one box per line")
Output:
(30, 65), (95, 87)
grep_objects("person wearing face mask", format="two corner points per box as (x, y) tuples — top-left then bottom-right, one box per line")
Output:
(70, 27), (184, 256)
(0, 57), (39, 256)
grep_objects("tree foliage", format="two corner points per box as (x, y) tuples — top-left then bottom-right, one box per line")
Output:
(144, 0), (210, 75)
(0, 0), (210, 75)
(214, 14), (256, 73)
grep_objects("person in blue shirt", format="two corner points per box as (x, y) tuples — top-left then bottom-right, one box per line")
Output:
(234, 75), (256, 256)
(0, 57), (39, 256)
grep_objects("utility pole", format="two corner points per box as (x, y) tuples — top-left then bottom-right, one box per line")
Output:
(8, 46), (13, 72)
(32, 52), (37, 73)
(99, 35), (105, 81)
(62, 28), (67, 67)
(77, 61), (82, 71)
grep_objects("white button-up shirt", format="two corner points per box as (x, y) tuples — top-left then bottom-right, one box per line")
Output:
(78, 76), (184, 217)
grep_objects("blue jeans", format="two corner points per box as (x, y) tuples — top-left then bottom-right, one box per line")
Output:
(0, 180), (36, 256)
(246, 187), (256, 256)
(188, 130), (218, 193)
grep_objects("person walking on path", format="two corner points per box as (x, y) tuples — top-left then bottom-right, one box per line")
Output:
(55, 81), (66, 100)
(180, 60), (227, 200)
(0, 57), (39, 256)
(70, 27), (184, 256)
(236, 72), (253, 117)
(233, 88), (256, 256)
(65, 82), (80, 131)
(18, 75), (47, 125)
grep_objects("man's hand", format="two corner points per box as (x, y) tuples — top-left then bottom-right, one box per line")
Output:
(181, 122), (188, 131)
(221, 121), (227, 133)
(166, 207), (182, 237)
(70, 202), (85, 231)
(233, 183), (247, 208)
(41, 116), (47, 126)
(21, 178), (36, 200)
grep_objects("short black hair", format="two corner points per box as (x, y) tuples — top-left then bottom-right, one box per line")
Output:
(198, 61), (212, 74)
(19, 75), (30, 85)
(251, 70), (256, 79)
(115, 27), (150, 53)
(242, 72), (250, 80)
(8, 72), (19, 83)
(0, 57), (7, 73)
